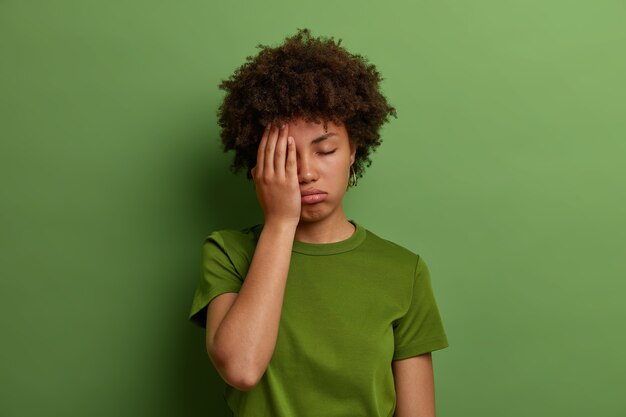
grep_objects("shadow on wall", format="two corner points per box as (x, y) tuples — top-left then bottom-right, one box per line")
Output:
(171, 127), (262, 416)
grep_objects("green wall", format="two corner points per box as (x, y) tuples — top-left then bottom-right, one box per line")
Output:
(1, 1), (625, 416)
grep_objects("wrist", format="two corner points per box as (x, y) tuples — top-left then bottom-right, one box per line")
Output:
(262, 219), (299, 235)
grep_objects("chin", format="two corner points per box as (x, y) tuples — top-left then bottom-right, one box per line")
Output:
(301, 199), (344, 221)
(299, 205), (330, 222)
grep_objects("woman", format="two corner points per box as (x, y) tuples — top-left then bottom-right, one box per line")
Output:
(189, 28), (449, 417)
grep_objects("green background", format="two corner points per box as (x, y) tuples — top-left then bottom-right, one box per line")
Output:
(1, 1), (625, 416)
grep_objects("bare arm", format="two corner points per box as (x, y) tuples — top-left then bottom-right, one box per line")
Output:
(208, 122), (300, 391)
(392, 353), (436, 417)
(209, 222), (296, 390)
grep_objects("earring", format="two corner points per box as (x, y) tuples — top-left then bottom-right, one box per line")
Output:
(348, 165), (358, 188)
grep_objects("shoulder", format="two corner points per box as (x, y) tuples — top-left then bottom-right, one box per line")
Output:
(202, 223), (262, 263)
(361, 224), (420, 268)
(204, 223), (260, 243)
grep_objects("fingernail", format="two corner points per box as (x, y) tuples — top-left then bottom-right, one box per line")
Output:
(288, 137), (293, 145)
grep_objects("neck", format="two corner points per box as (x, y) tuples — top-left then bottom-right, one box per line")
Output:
(293, 208), (355, 244)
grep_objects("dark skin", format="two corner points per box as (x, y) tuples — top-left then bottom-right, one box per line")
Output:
(250, 116), (356, 244)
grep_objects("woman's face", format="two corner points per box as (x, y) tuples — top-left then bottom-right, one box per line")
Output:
(286, 116), (356, 222)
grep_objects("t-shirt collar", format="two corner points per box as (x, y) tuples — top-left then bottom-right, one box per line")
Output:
(290, 219), (366, 255)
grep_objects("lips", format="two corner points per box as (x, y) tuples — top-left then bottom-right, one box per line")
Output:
(300, 189), (327, 204)
(300, 188), (327, 196)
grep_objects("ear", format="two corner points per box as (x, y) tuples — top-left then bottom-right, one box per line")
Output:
(349, 142), (356, 165)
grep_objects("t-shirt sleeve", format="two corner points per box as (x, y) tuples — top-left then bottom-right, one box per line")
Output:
(392, 255), (449, 360)
(188, 232), (244, 328)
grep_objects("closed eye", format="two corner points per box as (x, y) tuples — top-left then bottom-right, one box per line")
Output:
(319, 149), (337, 155)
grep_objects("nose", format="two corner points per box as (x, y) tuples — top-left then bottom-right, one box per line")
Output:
(297, 153), (318, 183)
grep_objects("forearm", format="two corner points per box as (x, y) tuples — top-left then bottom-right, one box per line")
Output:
(213, 221), (296, 386)
(393, 353), (436, 417)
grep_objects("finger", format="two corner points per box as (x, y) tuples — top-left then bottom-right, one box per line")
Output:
(264, 122), (280, 175)
(274, 123), (288, 176)
(285, 134), (297, 179)
(256, 123), (271, 177)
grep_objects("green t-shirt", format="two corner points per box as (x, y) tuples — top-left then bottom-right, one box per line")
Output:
(189, 219), (449, 417)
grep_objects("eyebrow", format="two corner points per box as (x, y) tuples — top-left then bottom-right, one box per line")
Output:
(310, 132), (338, 144)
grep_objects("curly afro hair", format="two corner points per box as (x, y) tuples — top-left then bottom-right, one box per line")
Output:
(216, 28), (398, 182)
